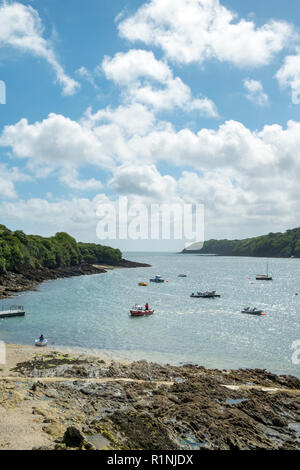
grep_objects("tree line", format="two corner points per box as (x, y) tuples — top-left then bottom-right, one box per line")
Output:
(0, 225), (122, 273)
(183, 228), (300, 258)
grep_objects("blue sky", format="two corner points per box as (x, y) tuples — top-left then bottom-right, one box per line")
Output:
(1, 0), (300, 251)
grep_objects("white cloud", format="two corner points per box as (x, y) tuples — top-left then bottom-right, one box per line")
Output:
(0, 194), (108, 241)
(110, 163), (177, 201)
(176, 168), (300, 237)
(4, 109), (300, 185)
(102, 49), (172, 84)
(84, 103), (157, 136)
(102, 49), (218, 116)
(118, 0), (295, 68)
(4, 108), (300, 184)
(0, 164), (30, 199)
(59, 168), (103, 191)
(75, 66), (99, 89)
(126, 119), (277, 174)
(3, 104), (300, 239)
(0, 175), (17, 199)
(0, 113), (113, 172)
(276, 52), (300, 104)
(0, 2), (79, 95)
(244, 79), (268, 106)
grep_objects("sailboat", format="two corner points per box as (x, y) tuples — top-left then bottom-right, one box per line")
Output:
(256, 263), (273, 281)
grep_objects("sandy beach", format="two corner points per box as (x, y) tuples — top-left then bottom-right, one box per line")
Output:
(0, 343), (299, 450)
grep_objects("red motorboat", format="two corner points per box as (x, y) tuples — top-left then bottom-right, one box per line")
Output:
(130, 304), (154, 317)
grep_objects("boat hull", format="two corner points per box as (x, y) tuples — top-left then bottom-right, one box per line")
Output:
(130, 309), (154, 317)
(190, 294), (220, 298)
(35, 339), (48, 347)
(241, 310), (265, 316)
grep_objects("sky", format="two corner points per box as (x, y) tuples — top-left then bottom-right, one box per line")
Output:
(1, 0), (300, 251)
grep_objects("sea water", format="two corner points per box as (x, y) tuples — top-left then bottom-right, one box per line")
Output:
(0, 253), (299, 376)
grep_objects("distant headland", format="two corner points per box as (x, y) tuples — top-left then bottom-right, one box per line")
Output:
(182, 227), (300, 258)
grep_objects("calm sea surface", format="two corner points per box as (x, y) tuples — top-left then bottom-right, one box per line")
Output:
(0, 253), (299, 376)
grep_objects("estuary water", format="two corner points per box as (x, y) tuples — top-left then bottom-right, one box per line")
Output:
(0, 253), (299, 376)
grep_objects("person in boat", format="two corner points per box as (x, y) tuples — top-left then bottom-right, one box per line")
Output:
(39, 334), (44, 342)
(145, 303), (149, 311)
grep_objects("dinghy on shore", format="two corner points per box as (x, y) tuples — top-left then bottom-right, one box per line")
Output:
(35, 338), (48, 347)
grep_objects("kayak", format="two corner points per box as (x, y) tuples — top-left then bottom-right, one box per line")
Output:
(35, 339), (48, 347)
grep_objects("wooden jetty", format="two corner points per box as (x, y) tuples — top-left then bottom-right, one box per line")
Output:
(0, 305), (25, 319)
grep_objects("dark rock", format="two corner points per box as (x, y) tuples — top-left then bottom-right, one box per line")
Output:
(62, 426), (85, 448)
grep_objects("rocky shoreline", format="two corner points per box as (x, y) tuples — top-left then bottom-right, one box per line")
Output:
(0, 345), (299, 450)
(0, 259), (150, 299)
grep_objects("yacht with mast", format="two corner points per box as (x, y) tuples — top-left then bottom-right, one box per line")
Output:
(256, 263), (273, 281)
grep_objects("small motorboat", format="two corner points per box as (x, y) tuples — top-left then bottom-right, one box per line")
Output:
(241, 307), (266, 316)
(35, 338), (48, 347)
(190, 291), (221, 298)
(130, 304), (154, 317)
(150, 275), (165, 283)
(138, 282), (148, 286)
(178, 274), (187, 278)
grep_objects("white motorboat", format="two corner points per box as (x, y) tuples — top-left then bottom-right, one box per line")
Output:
(190, 291), (221, 298)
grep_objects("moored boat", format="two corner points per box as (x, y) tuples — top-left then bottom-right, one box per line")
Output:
(150, 275), (165, 283)
(256, 274), (273, 281)
(190, 291), (221, 298)
(241, 307), (266, 316)
(256, 264), (272, 281)
(138, 282), (148, 286)
(130, 304), (154, 316)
